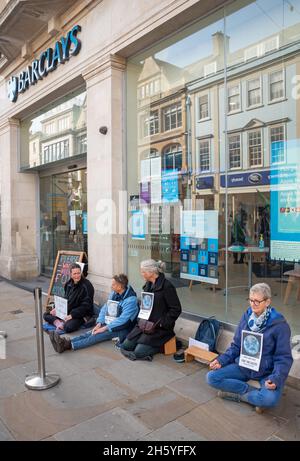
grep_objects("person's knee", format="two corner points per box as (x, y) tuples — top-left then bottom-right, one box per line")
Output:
(121, 339), (135, 351)
(206, 370), (219, 387)
(64, 323), (76, 333)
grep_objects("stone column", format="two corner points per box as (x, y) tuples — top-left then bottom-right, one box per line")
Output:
(83, 54), (127, 300)
(0, 118), (39, 279)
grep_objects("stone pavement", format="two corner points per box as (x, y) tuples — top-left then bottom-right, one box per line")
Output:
(0, 280), (299, 441)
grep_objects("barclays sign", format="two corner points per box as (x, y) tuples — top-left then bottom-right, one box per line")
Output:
(7, 25), (81, 103)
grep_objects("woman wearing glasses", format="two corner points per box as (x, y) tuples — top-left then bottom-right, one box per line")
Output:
(206, 283), (293, 413)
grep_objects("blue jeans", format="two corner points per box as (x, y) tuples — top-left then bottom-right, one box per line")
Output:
(121, 338), (160, 358)
(71, 329), (116, 350)
(206, 363), (283, 408)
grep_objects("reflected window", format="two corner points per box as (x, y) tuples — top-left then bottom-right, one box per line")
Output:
(21, 90), (86, 170)
(248, 130), (262, 166)
(142, 110), (159, 137)
(163, 104), (182, 131)
(270, 125), (285, 164)
(269, 69), (284, 102)
(228, 134), (241, 169)
(199, 94), (209, 120)
(163, 144), (182, 171)
(247, 77), (262, 107)
(198, 140), (210, 172)
(228, 85), (241, 113)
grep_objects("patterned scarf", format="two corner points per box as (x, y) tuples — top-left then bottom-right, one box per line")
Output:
(248, 306), (271, 332)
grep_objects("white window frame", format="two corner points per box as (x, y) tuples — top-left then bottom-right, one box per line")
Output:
(248, 129), (263, 168)
(162, 103), (182, 132)
(227, 83), (241, 114)
(228, 133), (242, 170)
(198, 139), (211, 173)
(198, 92), (210, 121)
(268, 69), (285, 103)
(269, 124), (286, 165)
(246, 76), (262, 109)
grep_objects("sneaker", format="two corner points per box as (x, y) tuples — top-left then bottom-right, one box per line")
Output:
(114, 340), (121, 351)
(217, 390), (241, 402)
(173, 351), (185, 363)
(120, 348), (137, 361)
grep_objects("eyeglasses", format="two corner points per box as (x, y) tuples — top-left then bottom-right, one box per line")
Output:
(247, 298), (267, 306)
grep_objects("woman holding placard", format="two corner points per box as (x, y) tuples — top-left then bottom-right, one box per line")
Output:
(206, 283), (293, 413)
(120, 259), (182, 361)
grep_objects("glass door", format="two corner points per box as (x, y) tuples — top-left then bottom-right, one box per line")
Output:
(40, 169), (87, 275)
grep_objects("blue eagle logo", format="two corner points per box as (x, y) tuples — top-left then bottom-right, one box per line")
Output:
(7, 77), (18, 103)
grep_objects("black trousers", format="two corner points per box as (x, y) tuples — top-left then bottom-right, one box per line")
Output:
(43, 313), (84, 333)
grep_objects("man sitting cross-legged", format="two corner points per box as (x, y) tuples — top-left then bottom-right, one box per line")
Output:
(48, 274), (139, 353)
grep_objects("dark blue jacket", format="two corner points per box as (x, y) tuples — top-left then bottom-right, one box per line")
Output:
(217, 307), (293, 388)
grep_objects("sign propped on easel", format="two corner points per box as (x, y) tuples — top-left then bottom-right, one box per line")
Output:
(45, 251), (87, 311)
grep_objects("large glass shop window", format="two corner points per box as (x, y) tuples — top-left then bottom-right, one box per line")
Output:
(126, 0), (300, 337)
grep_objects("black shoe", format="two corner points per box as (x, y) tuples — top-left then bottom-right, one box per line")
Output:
(142, 355), (153, 362)
(121, 348), (137, 361)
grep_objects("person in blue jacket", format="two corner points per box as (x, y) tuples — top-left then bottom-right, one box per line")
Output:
(206, 283), (293, 412)
(49, 274), (139, 353)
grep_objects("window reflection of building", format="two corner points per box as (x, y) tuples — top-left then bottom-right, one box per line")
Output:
(28, 92), (86, 168)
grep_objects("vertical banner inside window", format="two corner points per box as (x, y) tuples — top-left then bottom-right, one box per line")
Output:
(180, 210), (219, 284)
(132, 210), (146, 240)
(270, 139), (300, 262)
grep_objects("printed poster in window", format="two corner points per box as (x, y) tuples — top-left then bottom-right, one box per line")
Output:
(139, 292), (154, 320)
(180, 210), (219, 285)
(131, 210), (145, 240)
(239, 330), (263, 372)
(162, 169), (179, 203)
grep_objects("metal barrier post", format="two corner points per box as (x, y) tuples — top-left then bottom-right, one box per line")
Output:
(25, 287), (60, 390)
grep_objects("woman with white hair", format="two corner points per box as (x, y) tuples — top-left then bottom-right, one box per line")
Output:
(206, 283), (293, 413)
(120, 259), (181, 361)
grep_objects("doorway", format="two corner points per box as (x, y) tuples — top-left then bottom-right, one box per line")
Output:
(40, 169), (87, 275)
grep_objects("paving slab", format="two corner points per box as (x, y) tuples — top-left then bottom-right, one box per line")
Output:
(141, 420), (204, 441)
(0, 369), (27, 398)
(3, 317), (36, 342)
(167, 368), (216, 403)
(99, 356), (186, 395)
(121, 386), (197, 430)
(0, 418), (15, 441)
(0, 386), (129, 441)
(52, 407), (150, 441)
(178, 398), (288, 441)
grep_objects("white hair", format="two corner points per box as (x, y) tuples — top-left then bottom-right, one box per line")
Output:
(250, 283), (271, 299)
(140, 259), (166, 275)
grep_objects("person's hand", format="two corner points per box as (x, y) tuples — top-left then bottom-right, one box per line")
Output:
(50, 308), (56, 316)
(91, 324), (107, 335)
(265, 379), (277, 390)
(209, 359), (221, 370)
(64, 314), (72, 322)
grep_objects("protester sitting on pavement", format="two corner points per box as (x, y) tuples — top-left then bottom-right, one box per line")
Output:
(120, 259), (182, 361)
(48, 274), (139, 353)
(44, 263), (94, 333)
(206, 283), (293, 413)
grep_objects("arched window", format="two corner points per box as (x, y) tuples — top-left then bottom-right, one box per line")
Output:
(163, 144), (182, 171)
